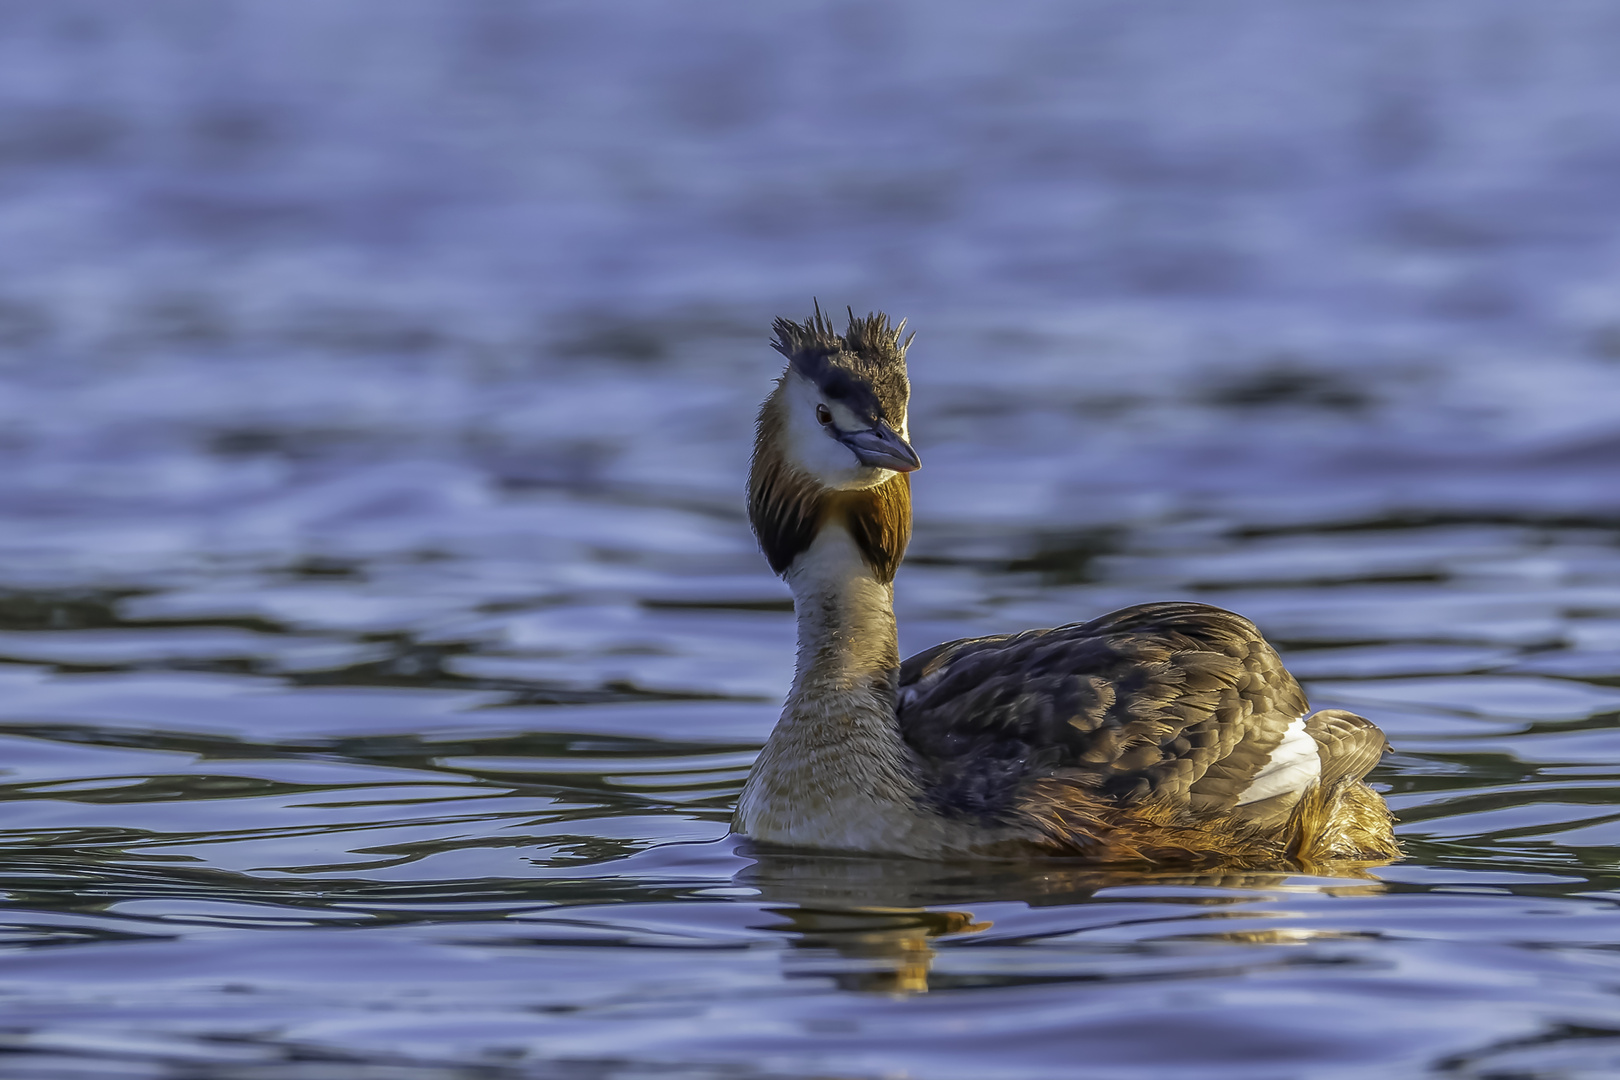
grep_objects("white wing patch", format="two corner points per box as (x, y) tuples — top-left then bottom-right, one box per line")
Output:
(1235, 714), (1321, 805)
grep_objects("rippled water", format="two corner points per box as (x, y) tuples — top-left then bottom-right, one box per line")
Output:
(4, 3), (1620, 1077)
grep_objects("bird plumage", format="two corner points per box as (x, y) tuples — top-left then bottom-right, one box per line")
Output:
(733, 307), (1398, 867)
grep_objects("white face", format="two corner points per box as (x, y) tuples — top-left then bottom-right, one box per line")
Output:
(781, 370), (905, 491)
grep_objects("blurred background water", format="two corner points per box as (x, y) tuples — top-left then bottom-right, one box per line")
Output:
(2, 2), (1620, 1077)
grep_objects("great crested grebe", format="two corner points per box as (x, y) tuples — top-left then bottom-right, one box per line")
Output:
(733, 305), (1399, 865)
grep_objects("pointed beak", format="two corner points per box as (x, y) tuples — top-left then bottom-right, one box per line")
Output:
(838, 422), (921, 472)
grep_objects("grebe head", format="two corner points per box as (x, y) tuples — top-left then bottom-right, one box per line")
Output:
(768, 303), (920, 490)
(748, 304), (917, 582)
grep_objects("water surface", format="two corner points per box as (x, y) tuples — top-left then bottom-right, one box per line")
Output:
(3, 3), (1620, 1077)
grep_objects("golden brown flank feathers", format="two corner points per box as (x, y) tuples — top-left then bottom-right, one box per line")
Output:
(748, 386), (911, 584)
(1011, 774), (1399, 869)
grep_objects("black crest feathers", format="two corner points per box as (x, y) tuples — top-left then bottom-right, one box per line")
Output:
(770, 301), (914, 367)
(770, 302), (913, 423)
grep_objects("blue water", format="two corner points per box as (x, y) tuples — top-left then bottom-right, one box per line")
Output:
(2, 2), (1620, 1077)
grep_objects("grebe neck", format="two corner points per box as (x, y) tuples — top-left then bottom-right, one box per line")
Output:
(733, 520), (923, 850)
(784, 522), (901, 711)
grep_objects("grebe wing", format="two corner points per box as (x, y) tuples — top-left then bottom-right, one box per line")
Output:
(1305, 707), (1391, 787)
(896, 602), (1351, 818)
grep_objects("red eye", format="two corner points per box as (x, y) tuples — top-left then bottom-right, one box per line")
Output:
(816, 404), (832, 426)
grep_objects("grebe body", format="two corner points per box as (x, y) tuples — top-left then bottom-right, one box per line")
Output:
(734, 307), (1398, 866)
